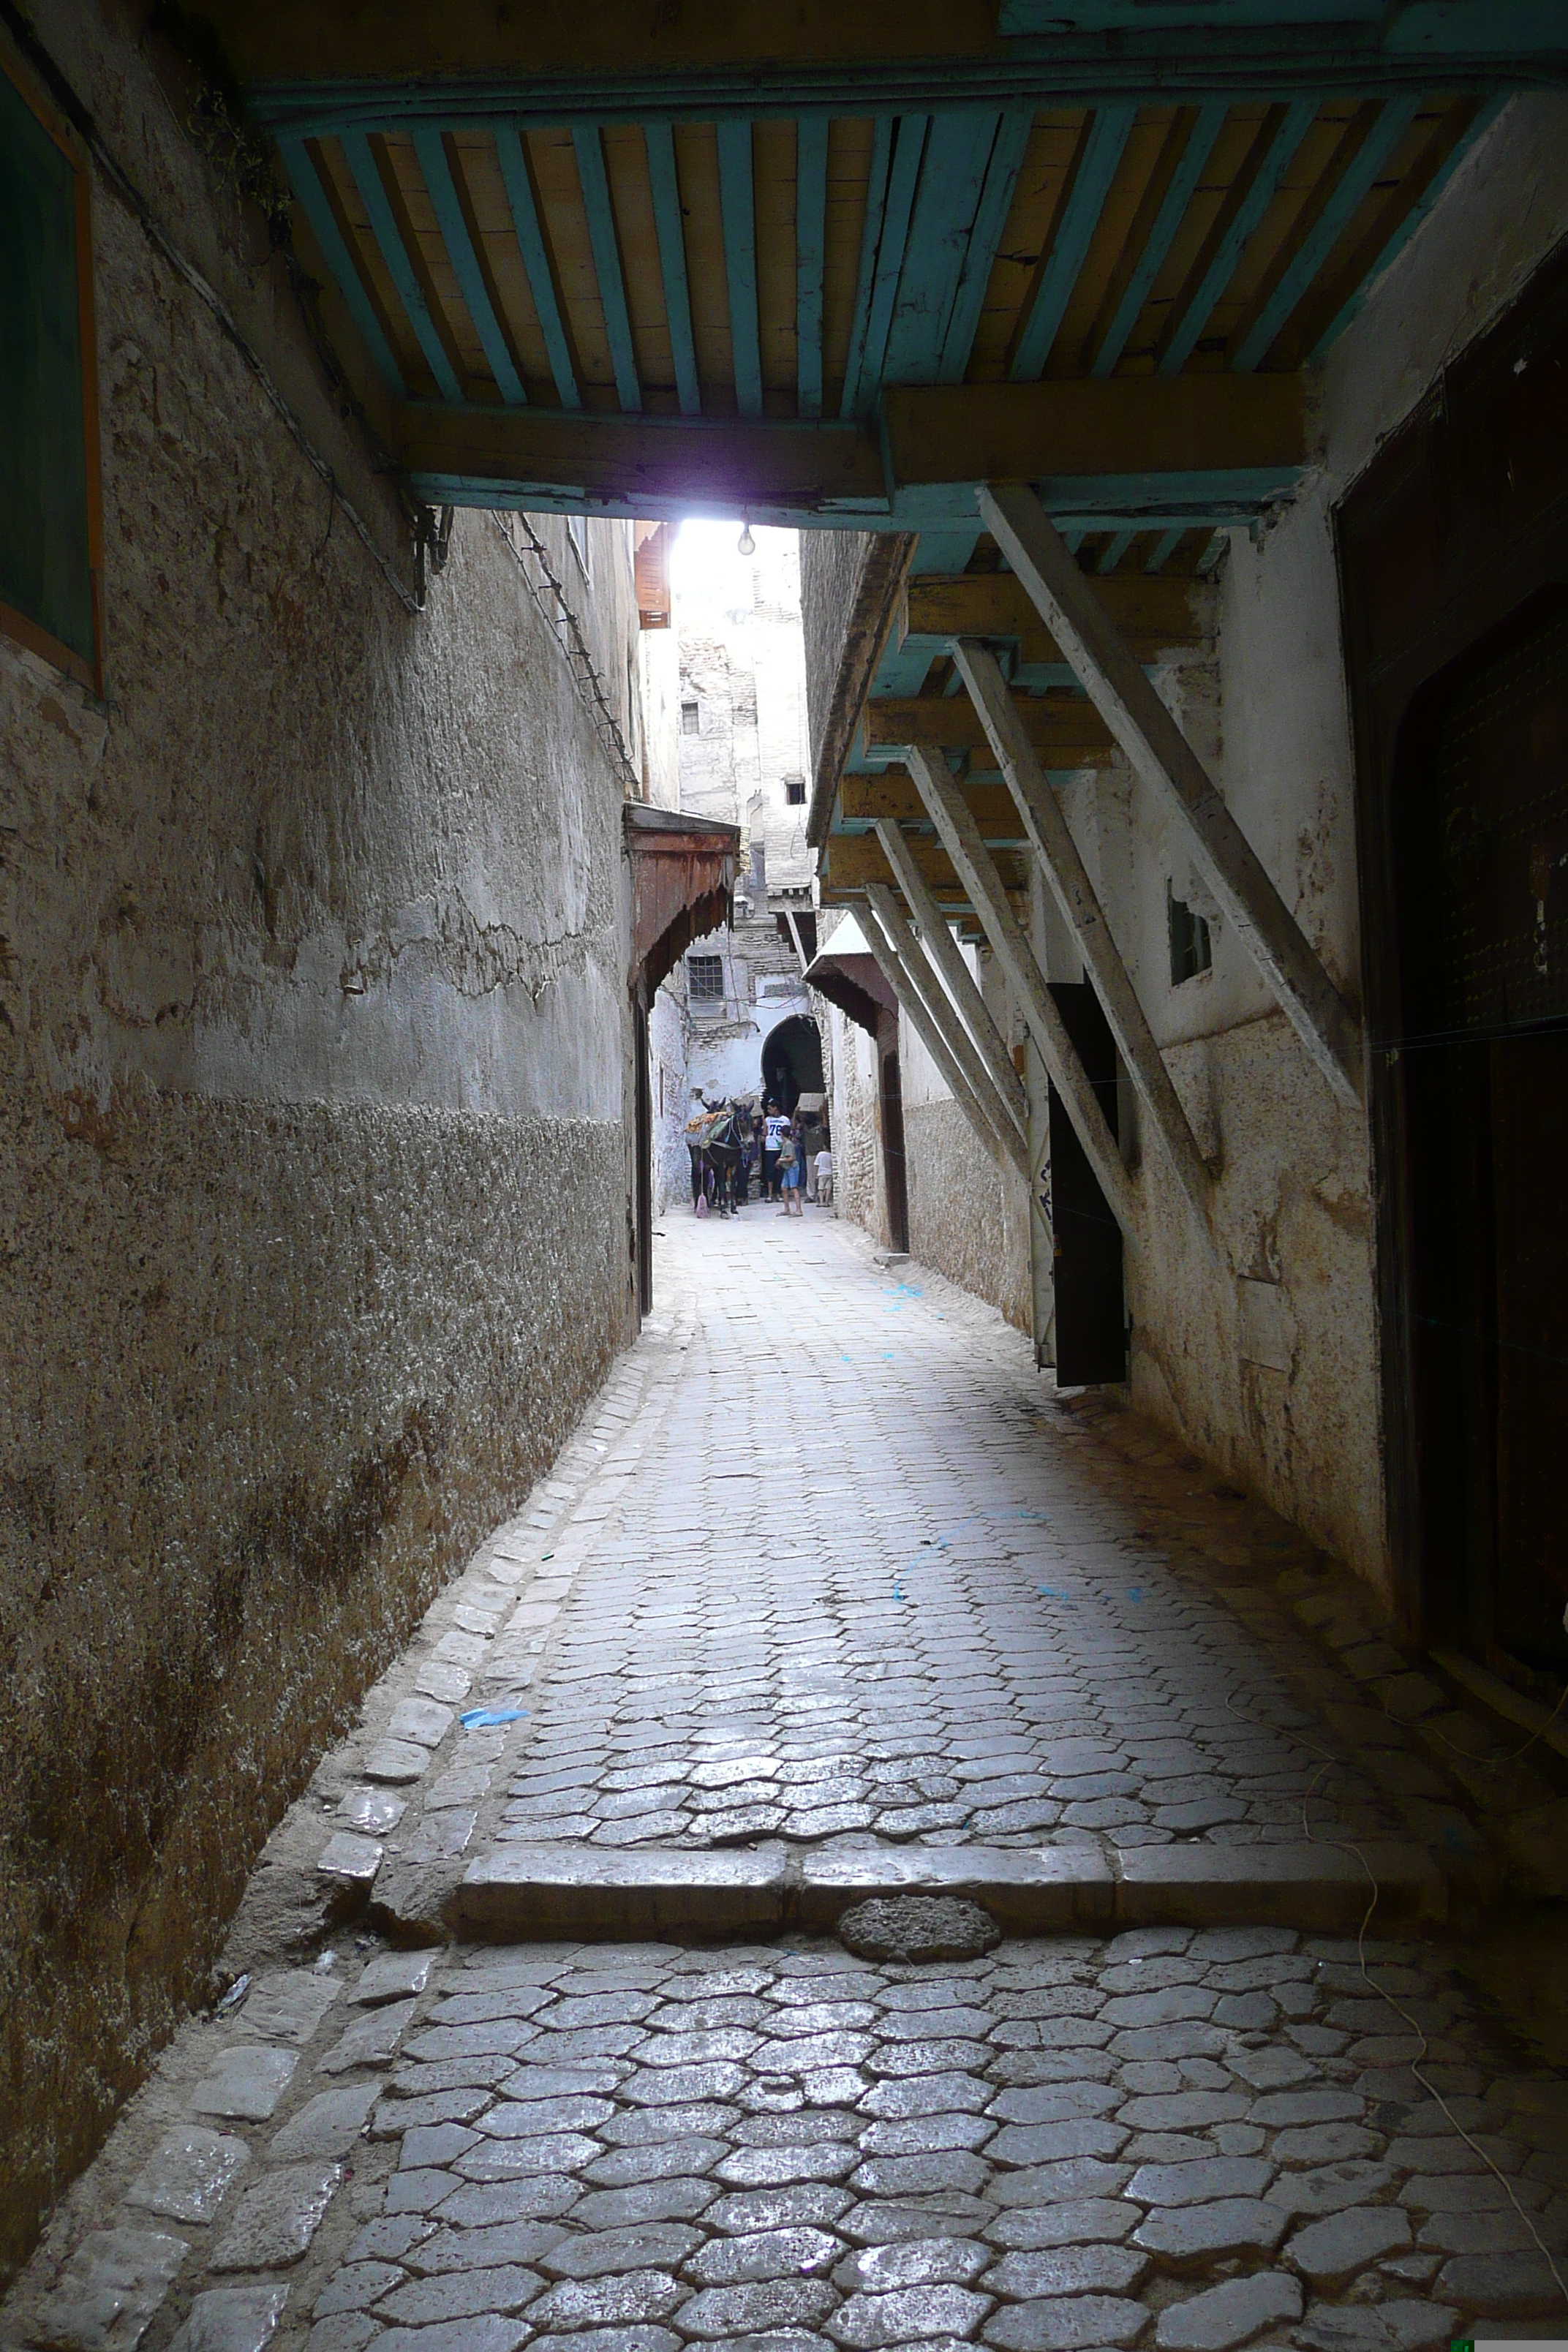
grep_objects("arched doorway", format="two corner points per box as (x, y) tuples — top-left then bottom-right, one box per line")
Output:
(761, 1013), (823, 1113)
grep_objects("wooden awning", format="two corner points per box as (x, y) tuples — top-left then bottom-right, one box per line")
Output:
(624, 804), (739, 998)
(804, 911), (897, 1039)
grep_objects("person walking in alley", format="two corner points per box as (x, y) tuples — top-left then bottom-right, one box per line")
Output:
(814, 1141), (834, 1207)
(762, 1100), (788, 1200)
(776, 1116), (804, 1217)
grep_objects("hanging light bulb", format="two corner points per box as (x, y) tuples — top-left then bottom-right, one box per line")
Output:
(737, 519), (755, 557)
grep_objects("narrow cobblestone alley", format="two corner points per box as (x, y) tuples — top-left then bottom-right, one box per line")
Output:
(6, 1213), (1567, 2352)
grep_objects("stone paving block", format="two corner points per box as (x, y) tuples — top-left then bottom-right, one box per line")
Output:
(984, 2244), (1148, 2297)
(353, 1950), (437, 2007)
(680, 2277), (840, 2336)
(240, 1975), (342, 2045)
(984, 2291), (1147, 2348)
(373, 2264), (545, 2323)
(834, 2242), (990, 2291)
(315, 1833), (382, 1886)
(190, 2047), (299, 2122)
(125, 2128), (249, 2223)
(526, 2270), (685, 2331)
(457, 1845), (790, 1937)
(826, 2285), (992, 2348)
(985, 2199), (1135, 2251)
(1435, 2249), (1568, 2313)
(338, 1790), (405, 1835)
(1155, 2270), (1303, 2348)
(26, 2228), (187, 2352)
(210, 2164), (340, 2270)
(317, 1999), (415, 2074)
(1132, 2198), (1286, 2261)
(1295, 2301), (1458, 2352)
(167, 2285), (288, 2352)
(268, 2084), (377, 2161)
(363, 1739), (432, 1785)
(374, 2322), (529, 2352)
(1127, 2156), (1274, 2206)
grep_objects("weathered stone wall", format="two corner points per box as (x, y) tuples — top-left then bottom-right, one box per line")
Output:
(0, 1), (639, 2274)
(904, 1101), (1030, 1332)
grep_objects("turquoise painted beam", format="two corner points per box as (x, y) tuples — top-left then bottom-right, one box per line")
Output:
(939, 109), (1035, 382)
(1097, 528), (1137, 573)
(573, 125), (641, 412)
(1009, 106), (1136, 381)
(1157, 97), (1319, 374)
(717, 119), (763, 418)
(1091, 100), (1227, 375)
(1145, 526), (1186, 570)
(411, 127), (525, 404)
(1229, 95), (1420, 370)
(340, 129), (462, 401)
(845, 116), (930, 419)
(883, 111), (1003, 386)
(837, 116), (893, 423)
(796, 116), (829, 419)
(644, 124), (700, 415)
(494, 127), (581, 409)
(1305, 95), (1507, 361)
(278, 136), (406, 393)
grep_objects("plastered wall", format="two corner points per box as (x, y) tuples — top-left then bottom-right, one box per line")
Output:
(0, 2), (640, 2273)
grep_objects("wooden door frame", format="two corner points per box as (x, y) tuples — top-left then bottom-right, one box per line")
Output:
(1337, 230), (1568, 1637)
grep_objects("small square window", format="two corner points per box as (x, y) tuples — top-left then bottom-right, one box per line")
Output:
(1167, 885), (1212, 987)
(680, 699), (701, 736)
(783, 772), (806, 805)
(687, 953), (724, 1000)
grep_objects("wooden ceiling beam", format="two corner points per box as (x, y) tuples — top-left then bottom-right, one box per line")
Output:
(862, 695), (1112, 758)
(840, 774), (1022, 832)
(900, 570), (1207, 661)
(821, 830), (1028, 899)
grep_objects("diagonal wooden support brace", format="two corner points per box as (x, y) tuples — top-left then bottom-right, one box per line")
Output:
(903, 745), (1137, 1238)
(866, 882), (1028, 1170)
(953, 636), (1216, 1239)
(872, 818), (1028, 1137)
(858, 892), (1028, 1180)
(979, 483), (1363, 1110)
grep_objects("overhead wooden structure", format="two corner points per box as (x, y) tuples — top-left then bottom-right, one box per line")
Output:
(181, 0), (1558, 531)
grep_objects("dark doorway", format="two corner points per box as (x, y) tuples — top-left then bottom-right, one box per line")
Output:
(879, 1048), (909, 1254)
(1338, 230), (1568, 1673)
(1392, 596), (1568, 1673)
(761, 1013), (823, 1113)
(634, 998), (652, 1318)
(1047, 982), (1126, 1387)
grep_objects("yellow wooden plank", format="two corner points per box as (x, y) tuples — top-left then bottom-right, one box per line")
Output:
(313, 137), (428, 392)
(823, 828), (1028, 896)
(862, 694), (1112, 757)
(604, 123), (676, 402)
(530, 127), (617, 399)
(883, 369), (1305, 485)
(1202, 102), (1349, 355)
(379, 134), (478, 391)
(1044, 105), (1177, 380)
(968, 114), (1084, 385)
(902, 568), (1205, 653)
(393, 403), (884, 507)
(451, 132), (553, 395)
(839, 774), (1024, 832)
(823, 118), (875, 413)
(754, 117), (798, 402)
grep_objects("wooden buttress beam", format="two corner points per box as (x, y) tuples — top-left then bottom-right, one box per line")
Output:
(871, 818), (1026, 1132)
(867, 881), (1028, 1166)
(858, 892), (1027, 1180)
(903, 745), (1137, 1236)
(979, 483), (1364, 1109)
(953, 636), (1216, 1235)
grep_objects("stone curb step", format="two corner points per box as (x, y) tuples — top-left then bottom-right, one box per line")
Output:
(452, 1838), (1445, 1942)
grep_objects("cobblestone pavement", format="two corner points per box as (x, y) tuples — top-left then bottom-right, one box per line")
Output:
(6, 1208), (1567, 2351)
(6, 1926), (1567, 2351)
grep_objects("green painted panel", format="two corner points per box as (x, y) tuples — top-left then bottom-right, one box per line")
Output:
(0, 69), (91, 666)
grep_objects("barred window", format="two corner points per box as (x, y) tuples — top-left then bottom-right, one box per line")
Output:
(680, 699), (700, 735)
(687, 954), (724, 1000)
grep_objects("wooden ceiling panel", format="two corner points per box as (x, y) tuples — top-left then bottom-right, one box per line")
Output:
(529, 129), (617, 400)
(754, 118), (799, 399)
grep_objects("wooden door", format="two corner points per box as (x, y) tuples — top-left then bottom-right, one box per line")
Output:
(879, 1049), (909, 1254)
(1419, 600), (1568, 1670)
(1047, 981), (1126, 1387)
